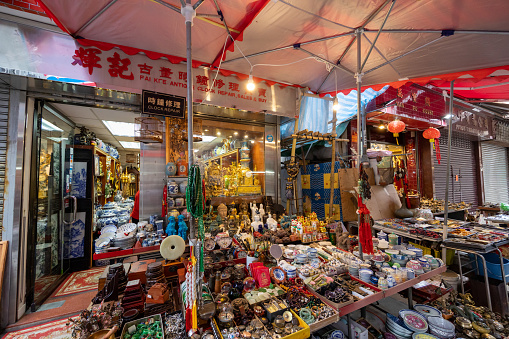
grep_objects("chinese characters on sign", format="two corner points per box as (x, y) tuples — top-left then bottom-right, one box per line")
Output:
(69, 46), (296, 116)
(142, 90), (185, 118)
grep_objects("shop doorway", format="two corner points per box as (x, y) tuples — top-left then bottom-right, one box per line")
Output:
(26, 101), (75, 309)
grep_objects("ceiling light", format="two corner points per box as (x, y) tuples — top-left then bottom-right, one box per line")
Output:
(247, 74), (256, 92)
(103, 120), (136, 137)
(244, 135), (248, 139)
(41, 118), (63, 132)
(119, 141), (140, 149)
(234, 132), (238, 136)
(204, 129), (209, 132)
(250, 140), (254, 144)
(216, 131), (221, 136)
(378, 124), (385, 130)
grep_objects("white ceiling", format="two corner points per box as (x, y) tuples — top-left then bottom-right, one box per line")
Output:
(51, 103), (141, 150)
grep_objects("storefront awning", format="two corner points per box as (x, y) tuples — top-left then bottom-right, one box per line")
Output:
(36, 0), (509, 95)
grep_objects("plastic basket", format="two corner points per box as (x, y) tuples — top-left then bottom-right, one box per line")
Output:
(468, 253), (509, 282)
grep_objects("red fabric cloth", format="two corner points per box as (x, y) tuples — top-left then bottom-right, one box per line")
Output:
(357, 196), (374, 255)
(131, 191), (140, 220)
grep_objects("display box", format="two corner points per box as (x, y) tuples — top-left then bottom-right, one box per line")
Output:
(121, 314), (164, 339)
(333, 316), (369, 339)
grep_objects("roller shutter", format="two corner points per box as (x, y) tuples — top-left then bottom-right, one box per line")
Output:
(481, 143), (509, 205)
(0, 84), (8, 240)
(433, 130), (478, 208)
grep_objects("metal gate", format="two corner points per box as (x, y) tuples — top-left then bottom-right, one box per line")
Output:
(481, 143), (509, 205)
(433, 130), (479, 208)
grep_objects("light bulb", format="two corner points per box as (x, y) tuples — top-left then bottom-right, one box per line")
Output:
(216, 131), (221, 136)
(378, 124), (385, 130)
(332, 97), (339, 112)
(247, 75), (255, 91)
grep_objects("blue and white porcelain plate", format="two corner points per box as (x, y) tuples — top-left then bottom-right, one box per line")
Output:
(273, 268), (285, 281)
(102, 225), (117, 234)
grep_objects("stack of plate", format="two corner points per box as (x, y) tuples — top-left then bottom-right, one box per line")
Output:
(95, 238), (111, 253)
(101, 225), (117, 234)
(386, 313), (413, 339)
(414, 304), (442, 319)
(427, 316), (455, 338)
(112, 233), (136, 249)
(399, 310), (428, 334)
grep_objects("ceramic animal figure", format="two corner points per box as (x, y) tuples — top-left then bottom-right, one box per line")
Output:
(166, 216), (177, 236)
(178, 215), (188, 241)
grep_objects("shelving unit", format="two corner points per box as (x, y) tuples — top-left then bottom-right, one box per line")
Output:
(74, 145), (121, 206)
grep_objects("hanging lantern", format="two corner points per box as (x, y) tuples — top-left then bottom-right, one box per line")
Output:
(423, 127), (440, 144)
(387, 119), (406, 144)
(423, 127), (442, 164)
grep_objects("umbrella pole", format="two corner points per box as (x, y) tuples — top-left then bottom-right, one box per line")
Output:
(355, 29), (364, 260)
(442, 80), (454, 262)
(183, 0), (199, 333)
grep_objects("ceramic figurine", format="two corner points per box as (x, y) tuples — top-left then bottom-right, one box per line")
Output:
(251, 215), (263, 233)
(266, 214), (278, 231)
(250, 202), (258, 220)
(166, 216), (177, 236)
(259, 204), (265, 219)
(178, 215), (188, 240)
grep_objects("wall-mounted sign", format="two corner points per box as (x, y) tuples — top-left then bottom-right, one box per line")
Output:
(266, 134), (273, 142)
(142, 90), (185, 118)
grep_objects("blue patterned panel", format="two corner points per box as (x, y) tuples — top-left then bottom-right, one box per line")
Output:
(64, 212), (86, 259)
(71, 162), (87, 198)
(301, 161), (343, 221)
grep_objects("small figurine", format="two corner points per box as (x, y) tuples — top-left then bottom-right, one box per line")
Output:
(166, 216), (177, 236)
(250, 202), (258, 220)
(251, 215), (263, 233)
(266, 214), (278, 231)
(178, 215), (188, 240)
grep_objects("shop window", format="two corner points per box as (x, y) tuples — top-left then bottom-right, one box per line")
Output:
(194, 120), (265, 201)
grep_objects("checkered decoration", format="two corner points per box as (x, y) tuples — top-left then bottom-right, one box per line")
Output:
(301, 161), (343, 221)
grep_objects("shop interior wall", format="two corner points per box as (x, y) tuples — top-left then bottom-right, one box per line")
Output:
(139, 126), (166, 220)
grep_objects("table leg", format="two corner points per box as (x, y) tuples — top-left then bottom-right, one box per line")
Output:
(407, 287), (413, 309)
(457, 251), (465, 295)
(496, 249), (509, 314)
(477, 253), (492, 311)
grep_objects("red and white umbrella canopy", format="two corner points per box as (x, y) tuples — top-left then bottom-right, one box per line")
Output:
(38, 0), (509, 94)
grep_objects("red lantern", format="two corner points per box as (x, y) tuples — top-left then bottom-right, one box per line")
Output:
(388, 120), (406, 137)
(423, 127), (441, 164)
(388, 120), (405, 144)
(423, 127), (440, 143)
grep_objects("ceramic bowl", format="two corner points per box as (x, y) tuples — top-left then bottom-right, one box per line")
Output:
(406, 260), (423, 271)
(386, 249), (400, 256)
(427, 316), (455, 333)
(414, 305), (442, 319)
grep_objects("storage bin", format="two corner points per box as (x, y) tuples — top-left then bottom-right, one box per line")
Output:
(469, 252), (509, 282)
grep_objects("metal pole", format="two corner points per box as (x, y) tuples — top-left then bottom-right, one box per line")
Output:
(497, 248), (509, 313)
(356, 29), (364, 260)
(360, 0), (396, 72)
(186, 0), (195, 241)
(329, 103), (337, 220)
(442, 80), (453, 262)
